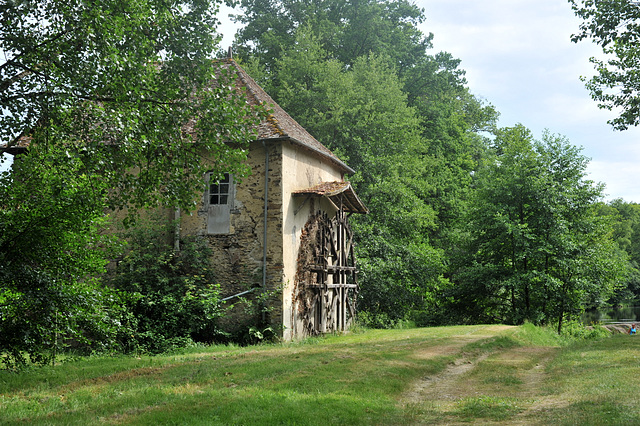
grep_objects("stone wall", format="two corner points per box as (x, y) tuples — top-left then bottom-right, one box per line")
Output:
(179, 138), (348, 340)
(179, 141), (284, 337)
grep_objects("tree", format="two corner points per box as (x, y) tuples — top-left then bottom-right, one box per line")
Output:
(232, 0), (431, 74)
(570, 0), (640, 130)
(596, 199), (640, 305)
(264, 28), (444, 324)
(452, 126), (627, 331)
(0, 0), (262, 365)
(0, 143), (127, 367)
(231, 2), (498, 325)
(233, 0), (497, 237)
(1, 0), (261, 210)
(604, 199), (640, 267)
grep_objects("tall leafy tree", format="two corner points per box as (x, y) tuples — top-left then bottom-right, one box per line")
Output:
(0, 0), (261, 365)
(231, 1), (498, 324)
(1, 0), (260, 210)
(596, 199), (640, 305)
(232, 0), (431, 73)
(570, 0), (640, 129)
(265, 28), (443, 323)
(233, 0), (497, 229)
(451, 126), (627, 331)
(0, 142), (127, 367)
(606, 199), (640, 269)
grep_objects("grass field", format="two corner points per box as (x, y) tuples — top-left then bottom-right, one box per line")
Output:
(1, 324), (639, 425)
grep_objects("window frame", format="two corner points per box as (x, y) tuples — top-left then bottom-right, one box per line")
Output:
(205, 172), (235, 235)
(207, 172), (232, 206)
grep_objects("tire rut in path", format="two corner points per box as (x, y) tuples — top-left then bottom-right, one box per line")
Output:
(402, 328), (564, 425)
(402, 325), (515, 403)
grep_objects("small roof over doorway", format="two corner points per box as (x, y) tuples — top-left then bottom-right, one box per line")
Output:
(293, 181), (368, 214)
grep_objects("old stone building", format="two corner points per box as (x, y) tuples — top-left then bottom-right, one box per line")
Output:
(178, 60), (368, 341)
(0, 59), (368, 342)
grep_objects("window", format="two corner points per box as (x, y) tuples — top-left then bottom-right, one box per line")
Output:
(209, 173), (231, 205)
(206, 172), (234, 234)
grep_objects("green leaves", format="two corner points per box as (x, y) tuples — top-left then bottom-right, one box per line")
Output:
(0, 0), (264, 365)
(0, 142), (129, 368)
(570, 0), (640, 129)
(233, 0), (431, 72)
(230, 1), (498, 325)
(1, 0), (262, 211)
(455, 126), (627, 328)
(105, 217), (226, 354)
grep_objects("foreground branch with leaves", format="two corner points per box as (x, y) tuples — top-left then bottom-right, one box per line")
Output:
(570, 0), (640, 130)
(0, 0), (262, 367)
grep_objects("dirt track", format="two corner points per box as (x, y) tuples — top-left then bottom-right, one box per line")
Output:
(400, 325), (561, 425)
(403, 325), (517, 403)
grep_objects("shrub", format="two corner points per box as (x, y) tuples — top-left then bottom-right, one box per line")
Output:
(559, 319), (610, 340)
(106, 219), (226, 354)
(356, 311), (414, 329)
(0, 271), (129, 369)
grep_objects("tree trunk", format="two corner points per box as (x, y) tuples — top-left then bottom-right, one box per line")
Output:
(557, 282), (567, 334)
(557, 310), (564, 334)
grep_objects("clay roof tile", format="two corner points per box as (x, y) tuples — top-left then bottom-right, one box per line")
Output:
(227, 60), (354, 174)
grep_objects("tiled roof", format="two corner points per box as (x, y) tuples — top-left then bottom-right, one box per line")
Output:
(293, 181), (368, 214)
(228, 60), (354, 174)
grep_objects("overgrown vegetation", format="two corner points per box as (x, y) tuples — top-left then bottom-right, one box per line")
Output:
(0, 0), (262, 367)
(105, 218), (227, 354)
(0, 143), (127, 368)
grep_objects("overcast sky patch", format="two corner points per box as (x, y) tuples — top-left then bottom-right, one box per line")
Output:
(419, 0), (640, 202)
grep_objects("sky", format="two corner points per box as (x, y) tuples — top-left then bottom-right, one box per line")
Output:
(4, 1), (640, 202)
(413, 0), (640, 203)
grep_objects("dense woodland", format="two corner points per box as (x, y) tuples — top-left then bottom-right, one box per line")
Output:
(228, 0), (633, 330)
(1, 0), (640, 367)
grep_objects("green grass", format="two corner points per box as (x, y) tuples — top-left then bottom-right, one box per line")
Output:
(456, 396), (527, 421)
(538, 335), (640, 425)
(1, 324), (639, 425)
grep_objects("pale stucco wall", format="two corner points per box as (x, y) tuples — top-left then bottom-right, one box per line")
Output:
(281, 140), (345, 341)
